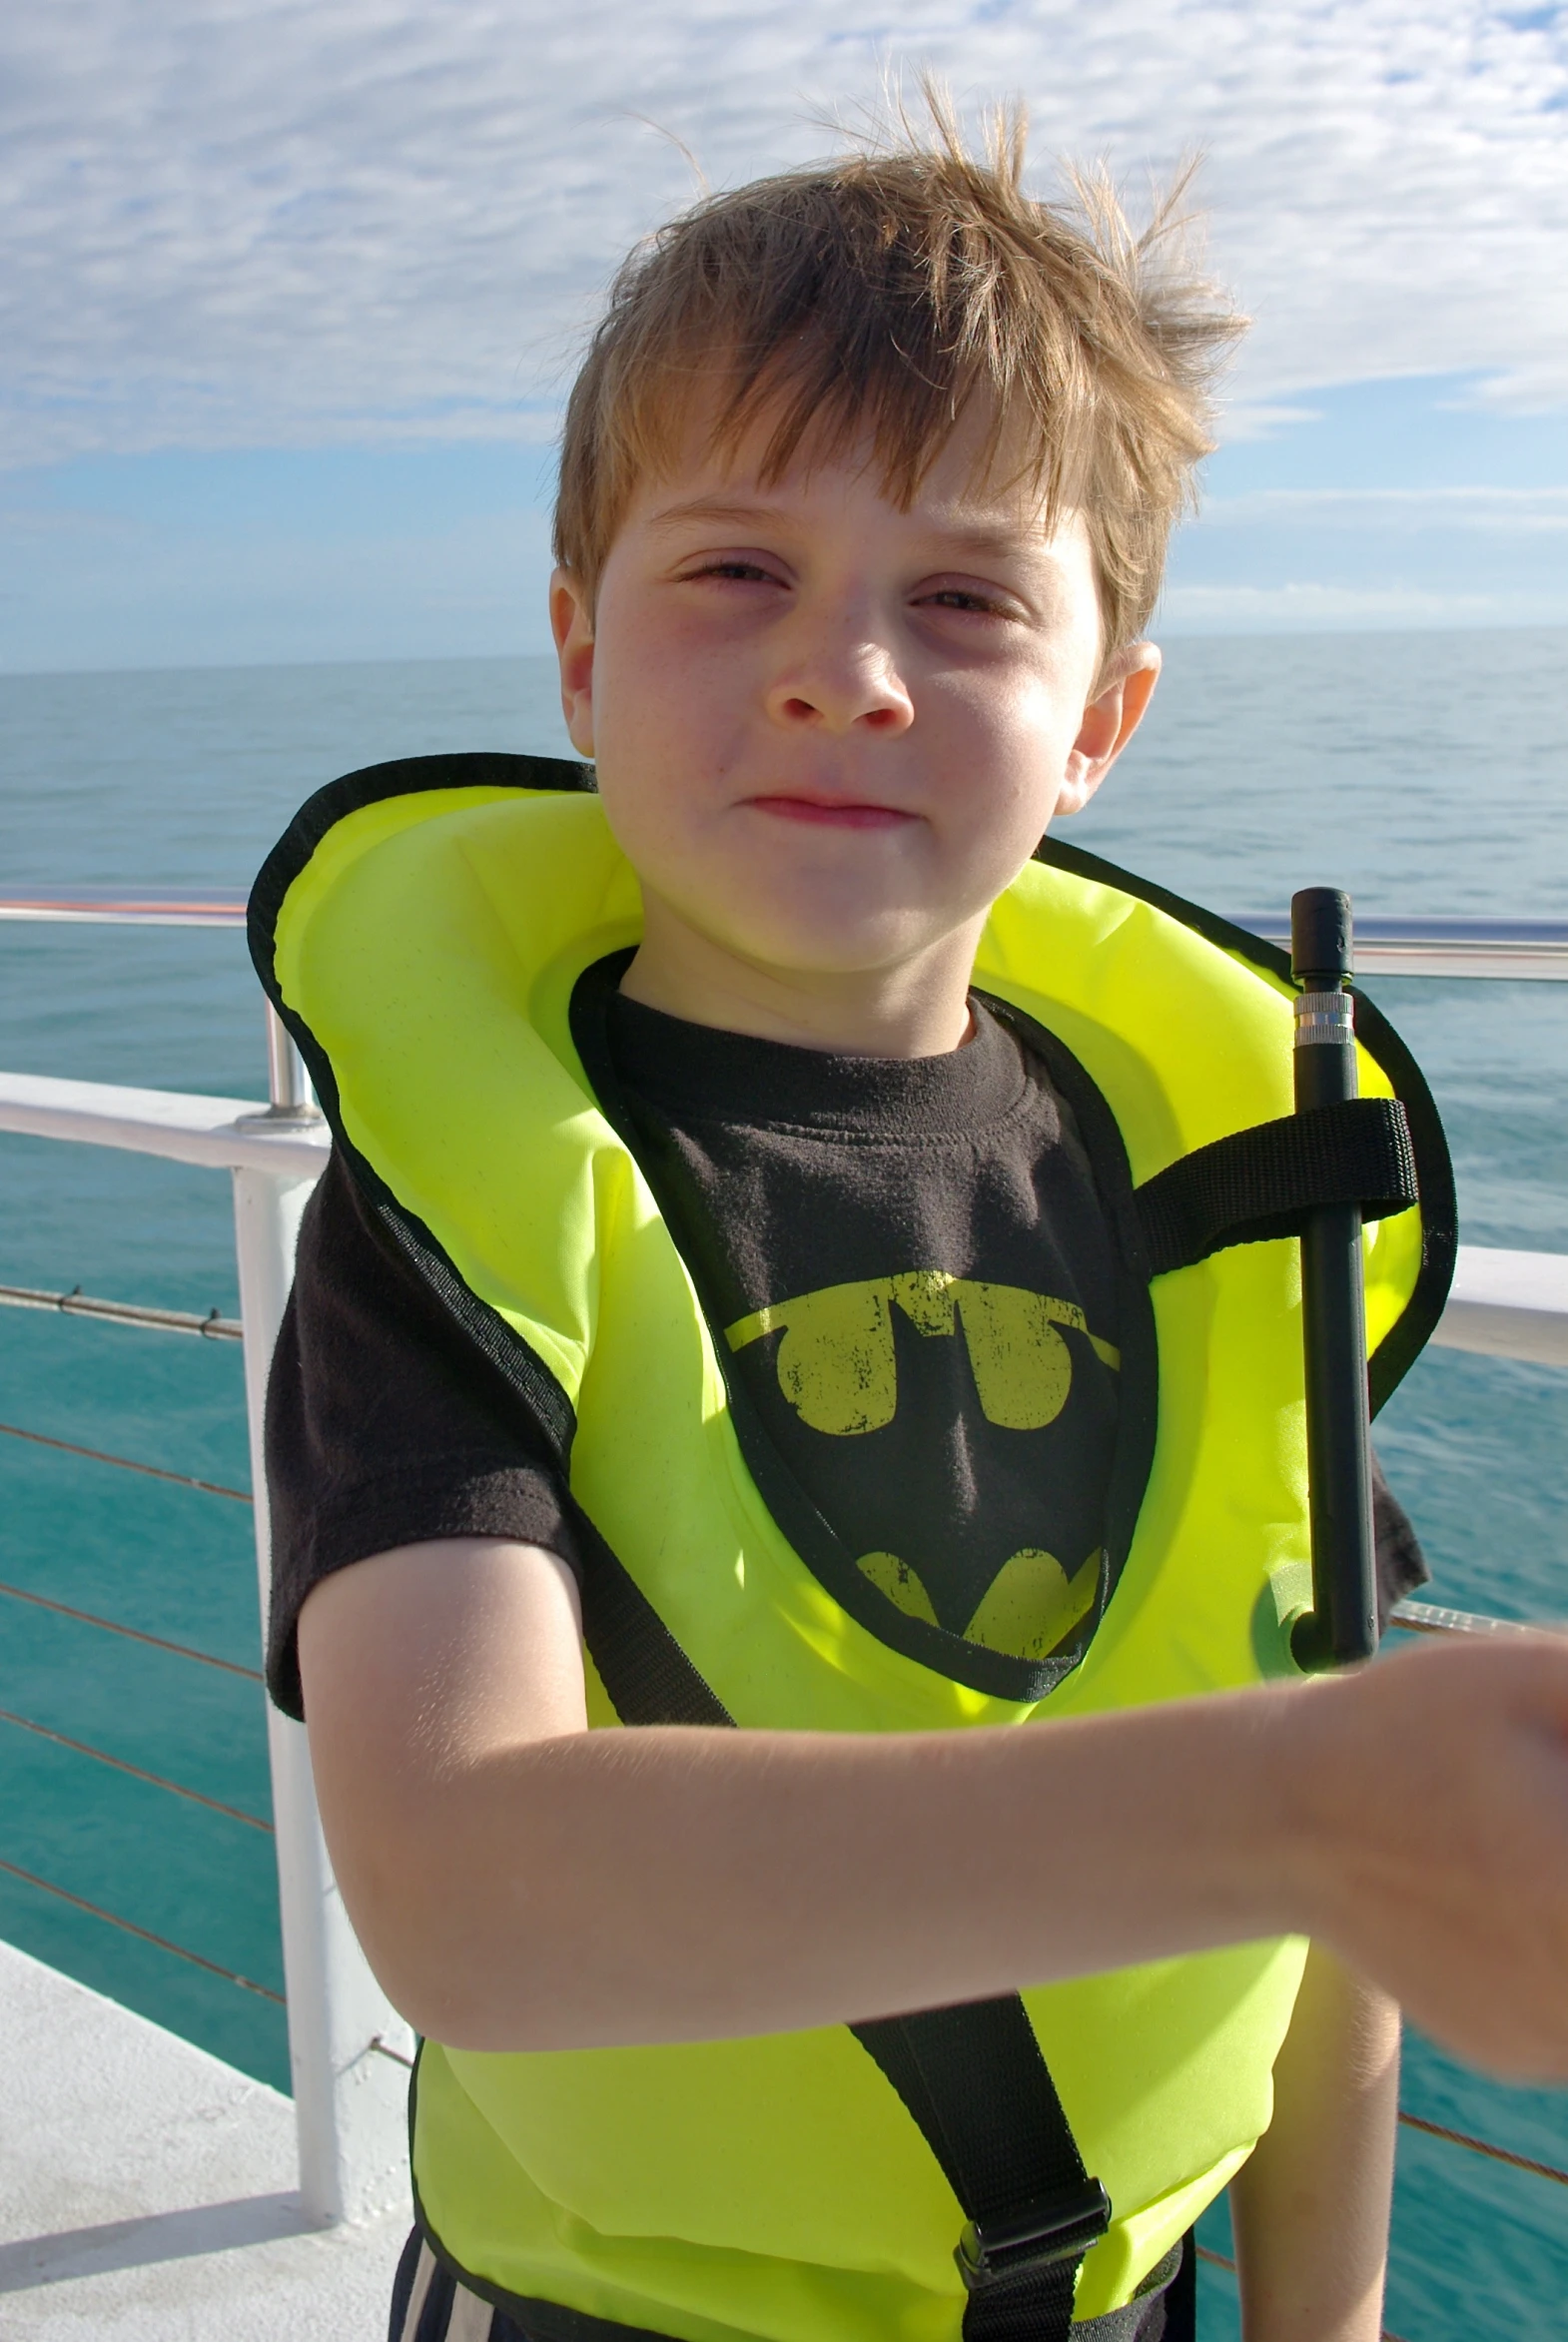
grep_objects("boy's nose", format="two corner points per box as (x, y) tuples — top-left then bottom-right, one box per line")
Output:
(764, 635), (915, 737)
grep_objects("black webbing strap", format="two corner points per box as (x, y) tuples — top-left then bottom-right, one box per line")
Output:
(575, 1514), (735, 1729)
(1134, 1096), (1418, 1282)
(576, 1526), (1108, 2341)
(853, 2001), (1110, 2342)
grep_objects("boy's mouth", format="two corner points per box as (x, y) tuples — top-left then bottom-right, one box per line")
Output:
(746, 794), (916, 832)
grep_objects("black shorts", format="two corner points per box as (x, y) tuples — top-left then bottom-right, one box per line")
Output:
(388, 2226), (1196, 2342)
(389, 2233), (523, 2342)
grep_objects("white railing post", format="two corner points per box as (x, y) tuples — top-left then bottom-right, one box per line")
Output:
(233, 1150), (415, 2227)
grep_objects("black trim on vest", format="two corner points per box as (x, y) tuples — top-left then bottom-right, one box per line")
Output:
(373, 1192), (577, 1462)
(1032, 836), (1457, 1416)
(247, 750), (593, 1207)
(574, 1503), (735, 1728)
(1135, 1097), (1420, 1281)
(980, 992), (1162, 1662)
(248, 754), (595, 1469)
(569, 953), (1154, 1709)
(260, 1071), (579, 1466)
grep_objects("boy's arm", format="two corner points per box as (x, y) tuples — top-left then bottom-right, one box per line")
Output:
(1229, 1946), (1400, 2342)
(298, 1535), (1568, 2073)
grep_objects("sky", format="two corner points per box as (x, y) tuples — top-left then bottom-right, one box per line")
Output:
(2, 0), (1566, 672)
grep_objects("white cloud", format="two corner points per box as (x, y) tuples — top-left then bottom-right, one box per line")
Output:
(1200, 485), (1568, 530)
(3, 0), (1566, 467)
(1212, 400), (1327, 443)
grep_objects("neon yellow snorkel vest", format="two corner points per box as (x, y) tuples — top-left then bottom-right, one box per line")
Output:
(253, 752), (1453, 2342)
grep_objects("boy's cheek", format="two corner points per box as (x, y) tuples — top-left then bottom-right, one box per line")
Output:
(589, 629), (732, 765)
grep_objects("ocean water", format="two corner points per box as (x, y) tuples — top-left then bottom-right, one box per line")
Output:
(1, 630), (1566, 2337)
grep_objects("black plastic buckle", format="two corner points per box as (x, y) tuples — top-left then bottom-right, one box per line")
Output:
(954, 2180), (1113, 2292)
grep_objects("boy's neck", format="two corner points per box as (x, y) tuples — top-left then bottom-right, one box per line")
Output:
(619, 897), (982, 1060)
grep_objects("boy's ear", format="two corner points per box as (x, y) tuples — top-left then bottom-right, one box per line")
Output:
(1057, 643), (1162, 817)
(550, 567), (597, 758)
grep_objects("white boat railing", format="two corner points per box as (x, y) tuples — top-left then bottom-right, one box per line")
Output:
(1232, 913), (1568, 984)
(0, 1033), (412, 2228)
(5, 897), (1568, 978)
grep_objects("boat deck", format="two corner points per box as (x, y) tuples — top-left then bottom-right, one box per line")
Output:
(1, 1941), (407, 2338)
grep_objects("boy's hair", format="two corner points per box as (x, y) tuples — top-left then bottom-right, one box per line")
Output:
(554, 104), (1245, 653)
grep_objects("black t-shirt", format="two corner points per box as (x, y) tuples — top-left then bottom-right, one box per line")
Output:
(264, 986), (1427, 1717)
(606, 991), (1123, 1658)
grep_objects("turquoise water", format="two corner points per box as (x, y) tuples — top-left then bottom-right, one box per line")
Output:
(1, 632), (1566, 2335)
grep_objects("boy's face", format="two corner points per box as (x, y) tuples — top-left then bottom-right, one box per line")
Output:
(551, 398), (1158, 1050)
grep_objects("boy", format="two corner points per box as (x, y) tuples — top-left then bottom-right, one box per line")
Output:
(252, 118), (1568, 2342)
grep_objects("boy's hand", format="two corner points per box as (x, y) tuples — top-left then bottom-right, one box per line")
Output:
(1285, 1633), (1568, 2078)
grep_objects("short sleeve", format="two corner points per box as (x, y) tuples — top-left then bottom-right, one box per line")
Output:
(1371, 1447), (1429, 1627)
(264, 1151), (581, 1719)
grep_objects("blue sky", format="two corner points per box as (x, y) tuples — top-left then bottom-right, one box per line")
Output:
(3, 1), (1565, 671)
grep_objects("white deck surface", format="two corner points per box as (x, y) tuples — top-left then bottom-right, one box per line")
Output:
(0, 1941), (408, 2338)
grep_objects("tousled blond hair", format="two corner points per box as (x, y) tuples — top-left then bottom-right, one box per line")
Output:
(554, 105), (1245, 652)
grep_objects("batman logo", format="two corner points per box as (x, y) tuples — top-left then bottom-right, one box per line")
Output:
(727, 1270), (1120, 1662)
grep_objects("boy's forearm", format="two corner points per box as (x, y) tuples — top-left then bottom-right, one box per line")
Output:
(1230, 1945), (1399, 2342)
(302, 1540), (1568, 2074)
(356, 1688), (1304, 2048)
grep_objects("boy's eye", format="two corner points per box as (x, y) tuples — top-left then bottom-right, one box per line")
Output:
(917, 586), (1008, 616)
(684, 559), (785, 585)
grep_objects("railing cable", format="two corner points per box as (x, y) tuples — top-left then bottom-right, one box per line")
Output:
(1389, 1600), (1537, 1640)
(1398, 2108), (1568, 2187)
(0, 1856), (284, 2002)
(0, 1577), (263, 1680)
(0, 1279), (241, 1339)
(0, 1417), (251, 1500)
(0, 1706), (272, 1833)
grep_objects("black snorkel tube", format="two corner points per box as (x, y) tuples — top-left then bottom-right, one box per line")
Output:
(1288, 888), (1380, 1673)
